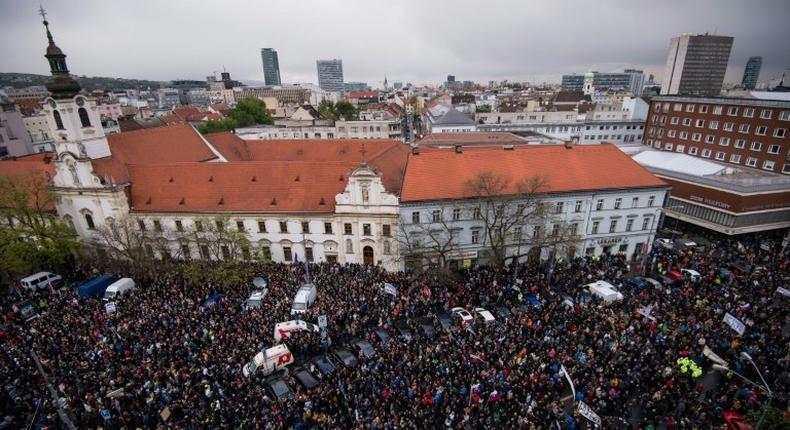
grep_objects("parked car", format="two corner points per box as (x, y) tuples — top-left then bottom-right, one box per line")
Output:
(370, 327), (391, 345)
(667, 270), (684, 282)
(311, 355), (337, 378)
(244, 290), (267, 310)
(273, 320), (319, 342)
(655, 274), (677, 287)
(418, 318), (437, 338)
(291, 367), (320, 390)
(493, 305), (512, 320)
(584, 280), (624, 303)
(473, 308), (496, 324)
(263, 375), (292, 401)
(654, 238), (674, 250)
(291, 283), (317, 315)
(20, 272), (62, 291)
(394, 321), (413, 342)
(638, 277), (665, 291)
(681, 269), (701, 282)
(331, 348), (359, 368)
(103, 277), (135, 300)
(352, 339), (376, 359)
(451, 307), (474, 327)
(435, 311), (452, 332)
(621, 276), (648, 291)
(12, 301), (38, 323)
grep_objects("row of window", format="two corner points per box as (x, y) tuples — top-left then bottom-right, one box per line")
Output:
(648, 140), (782, 171)
(143, 239), (391, 262)
(411, 196), (657, 224)
(649, 133), (785, 154)
(135, 218), (392, 237)
(590, 216), (654, 235)
(655, 102), (790, 121)
(650, 118), (788, 139)
(585, 124), (645, 131)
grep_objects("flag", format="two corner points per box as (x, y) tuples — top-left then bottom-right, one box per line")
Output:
(560, 364), (576, 398)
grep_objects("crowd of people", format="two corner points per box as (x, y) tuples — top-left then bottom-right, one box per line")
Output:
(1, 236), (788, 429)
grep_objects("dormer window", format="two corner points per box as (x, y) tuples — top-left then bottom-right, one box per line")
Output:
(78, 107), (91, 127)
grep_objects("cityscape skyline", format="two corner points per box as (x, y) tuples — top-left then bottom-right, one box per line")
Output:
(1, 0), (789, 87)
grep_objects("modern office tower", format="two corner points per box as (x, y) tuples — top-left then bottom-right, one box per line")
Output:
(661, 34), (734, 96)
(316, 59), (344, 93)
(261, 48), (281, 86)
(741, 56), (762, 90)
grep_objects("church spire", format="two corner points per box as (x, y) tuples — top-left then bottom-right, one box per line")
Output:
(40, 6), (81, 98)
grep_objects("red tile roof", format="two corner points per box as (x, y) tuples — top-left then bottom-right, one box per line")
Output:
(160, 114), (185, 125)
(401, 144), (667, 202)
(128, 162), (361, 213)
(348, 91), (379, 99)
(93, 124), (219, 183)
(126, 135), (410, 213)
(0, 152), (57, 210)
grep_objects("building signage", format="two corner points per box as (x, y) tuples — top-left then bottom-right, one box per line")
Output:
(596, 236), (624, 246)
(689, 195), (731, 210)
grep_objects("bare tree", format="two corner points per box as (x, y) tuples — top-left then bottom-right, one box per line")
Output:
(180, 215), (251, 261)
(398, 205), (461, 270)
(92, 215), (158, 278)
(464, 171), (581, 271)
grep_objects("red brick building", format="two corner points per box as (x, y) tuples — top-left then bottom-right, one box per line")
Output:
(643, 95), (790, 175)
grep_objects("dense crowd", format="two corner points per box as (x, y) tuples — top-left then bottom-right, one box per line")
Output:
(1, 236), (788, 429)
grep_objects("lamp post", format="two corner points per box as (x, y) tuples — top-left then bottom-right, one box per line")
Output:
(712, 359), (773, 430)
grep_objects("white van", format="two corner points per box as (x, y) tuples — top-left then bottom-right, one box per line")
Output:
(103, 278), (136, 300)
(242, 344), (293, 377)
(584, 280), (624, 303)
(20, 272), (62, 291)
(274, 320), (319, 341)
(291, 283), (317, 315)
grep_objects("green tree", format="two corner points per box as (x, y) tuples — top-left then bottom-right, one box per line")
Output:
(317, 100), (337, 120)
(198, 97), (273, 134)
(0, 173), (78, 281)
(334, 100), (358, 120)
(475, 104), (492, 113)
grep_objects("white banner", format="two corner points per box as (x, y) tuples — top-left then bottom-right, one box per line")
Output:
(776, 287), (790, 298)
(702, 345), (728, 366)
(577, 400), (602, 426)
(722, 312), (745, 336)
(383, 283), (397, 296)
(638, 304), (656, 321)
(560, 364), (576, 398)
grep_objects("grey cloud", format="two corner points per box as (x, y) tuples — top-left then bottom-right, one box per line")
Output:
(1, 0), (788, 86)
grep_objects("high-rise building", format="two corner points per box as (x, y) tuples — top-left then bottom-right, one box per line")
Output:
(661, 34), (734, 96)
(261, 48), (281, 86)
(316, 59), (344, 93)
(561, 70), (645, 95)
(741, 56), (762, 90)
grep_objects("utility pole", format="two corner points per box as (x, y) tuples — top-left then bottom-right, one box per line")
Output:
(30, 350), (77, 430)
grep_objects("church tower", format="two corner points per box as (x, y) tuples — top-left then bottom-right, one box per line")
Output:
(39, 8), (111, 164)
(37, 7), (130, 240)
(38, 7), (111, 191)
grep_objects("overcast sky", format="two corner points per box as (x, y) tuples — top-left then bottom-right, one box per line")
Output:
(2, 0), (788, 87)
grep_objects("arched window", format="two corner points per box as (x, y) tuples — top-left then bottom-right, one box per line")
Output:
(62, 215), (75, 232)
(345, 238), (353, 254)
(84, 213), (95, 230)
(78, 108), (91, 127)
(53, 110), (64, 130)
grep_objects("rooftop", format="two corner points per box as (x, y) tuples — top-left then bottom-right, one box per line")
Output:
(632, 149), (790, 193)
(652, 94), (790, 108)
(401, 144), (667, 203)
(418, 132), (528, 147)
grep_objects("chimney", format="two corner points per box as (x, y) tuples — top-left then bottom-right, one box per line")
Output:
(455, 144), (463, 153)
(564, 140), (574, 149)
(503, 145), (514, 150)
(411, 146), (420, 155)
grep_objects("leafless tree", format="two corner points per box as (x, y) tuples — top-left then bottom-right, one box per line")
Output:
(464, 171), (581, 271)
(397, 205), (461, 269)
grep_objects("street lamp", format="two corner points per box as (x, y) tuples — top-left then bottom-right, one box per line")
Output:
(712, 359), (773, 430)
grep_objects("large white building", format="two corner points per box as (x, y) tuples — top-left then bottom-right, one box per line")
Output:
(398, 144), (668, 268)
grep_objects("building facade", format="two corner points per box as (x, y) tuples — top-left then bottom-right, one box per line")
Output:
(261, 48), (282, 86)
(399, 145), (668, 268)
(643, 95), (790, 175)
(741, 56), (762, 90)
(23, 113), (55, 153)
(632, 150), (790, 235)
(661, 34), (734, 96)
(316, 59), (344, 94)
(562, 70), (645, 96)
(1, 97), (35, 157)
